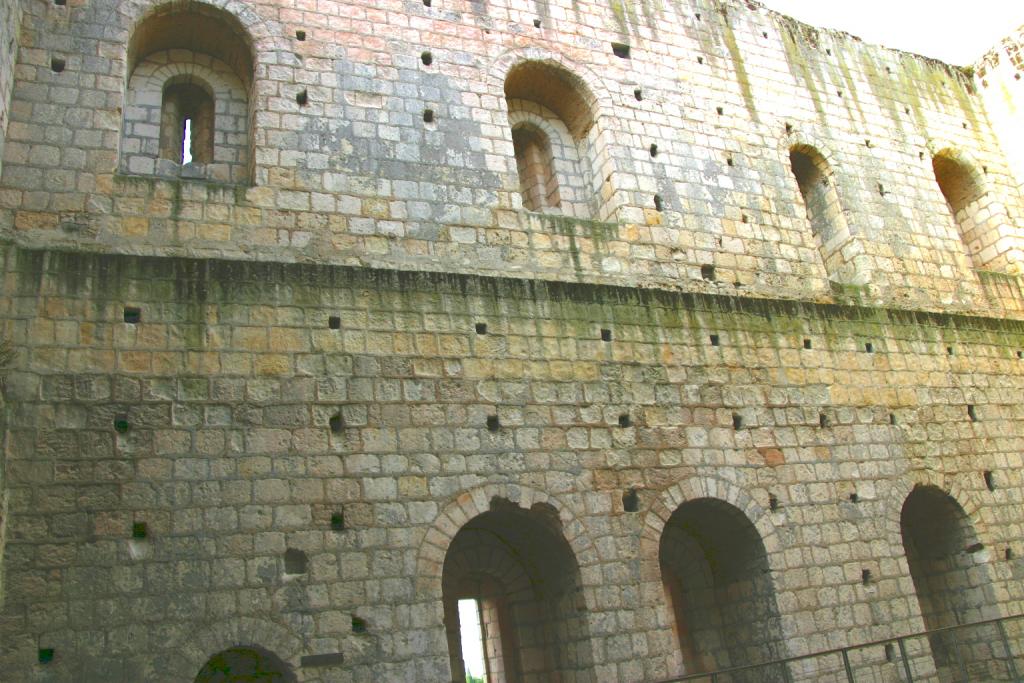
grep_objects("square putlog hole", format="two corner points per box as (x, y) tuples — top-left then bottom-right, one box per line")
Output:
(123, 306), (142, 324)
(330, 511), (345, 531)
(328, 316), (341, 330)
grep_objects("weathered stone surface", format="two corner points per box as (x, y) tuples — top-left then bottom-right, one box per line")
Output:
(1, 0), (1024, 682)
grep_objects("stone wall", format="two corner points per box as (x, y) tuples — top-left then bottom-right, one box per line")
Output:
(0, 0), (1021, 313)
(1, 247), (1023, 681)
(2, 0), (1024, 681)
(0, 0), (21, 613)
(0, 0), (19, 182)
(978, 25), (1024, 223)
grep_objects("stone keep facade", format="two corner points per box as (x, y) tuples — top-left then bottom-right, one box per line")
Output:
(1, 0), (1024, 681)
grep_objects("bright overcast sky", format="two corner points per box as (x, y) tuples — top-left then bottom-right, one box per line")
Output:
(759, 0), (1024, 65)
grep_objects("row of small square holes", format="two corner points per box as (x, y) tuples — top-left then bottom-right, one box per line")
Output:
(121, 307), (1024, 362)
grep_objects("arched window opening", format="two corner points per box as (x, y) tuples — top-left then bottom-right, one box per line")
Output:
(160, 79), (214, 165)
(659, 498), (787, 679)
(788, 144), (855, 283)
(901, 486), (999, 678)
(504, 61), (601, 219)
(121, 2), (254, 183)
(194, 646), (296, 683)
(512, 124), (560, 211)
(442, 498), (595, 683)
(933, 152), (990, 268)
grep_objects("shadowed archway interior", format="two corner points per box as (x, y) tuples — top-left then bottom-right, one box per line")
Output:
(442, 497), (595, 683)
(659, 498), (786, 681)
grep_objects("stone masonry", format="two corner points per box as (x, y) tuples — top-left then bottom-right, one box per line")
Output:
(1, 0), (1024, 681)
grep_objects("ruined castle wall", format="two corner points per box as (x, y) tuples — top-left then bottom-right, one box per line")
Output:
(2, 0), (1024, 681)
(1, 246), (1024, 681)
(978, 26), (1024, 252)
(0, 0), (1021, 313)
(0, 0), (22, 613)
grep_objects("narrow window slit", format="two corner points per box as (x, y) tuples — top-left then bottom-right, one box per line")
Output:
(653, 194), (663, 211)
(861, 569), (872, 586)
(457, 600), (487, 680)
(967, 405), (978, 422)
(181, 118), (193, 163)
(768, 494), (779, 512)
(732, 413), (743, 430)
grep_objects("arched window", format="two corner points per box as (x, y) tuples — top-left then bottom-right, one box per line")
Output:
(511, 123), (559, 211)
(901, 486), (998, 678)
(120, 3), (254, 183)
(505, 61), (600, 219)
(659, 498), (787, 678)
(194, 646), (295, 683)
(160, 78), (215, 164)
(442, 498), (595, 682)
(932, 151), (998, 269)
(789, 144), (854, 282)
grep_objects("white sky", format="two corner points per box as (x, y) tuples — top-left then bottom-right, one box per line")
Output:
(759, 0), (1024, 65)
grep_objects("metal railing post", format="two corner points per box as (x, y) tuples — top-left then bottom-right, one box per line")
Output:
(996, 619), (1021, 682)
(841, 648), (855, 683)
(897, 637), (914, 683)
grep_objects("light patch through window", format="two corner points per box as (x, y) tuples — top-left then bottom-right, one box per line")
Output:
(182, 117), (193, 164)
(458, 599), (488, 682)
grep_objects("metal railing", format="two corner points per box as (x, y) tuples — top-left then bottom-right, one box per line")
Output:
(659, 614), (1024, 683)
